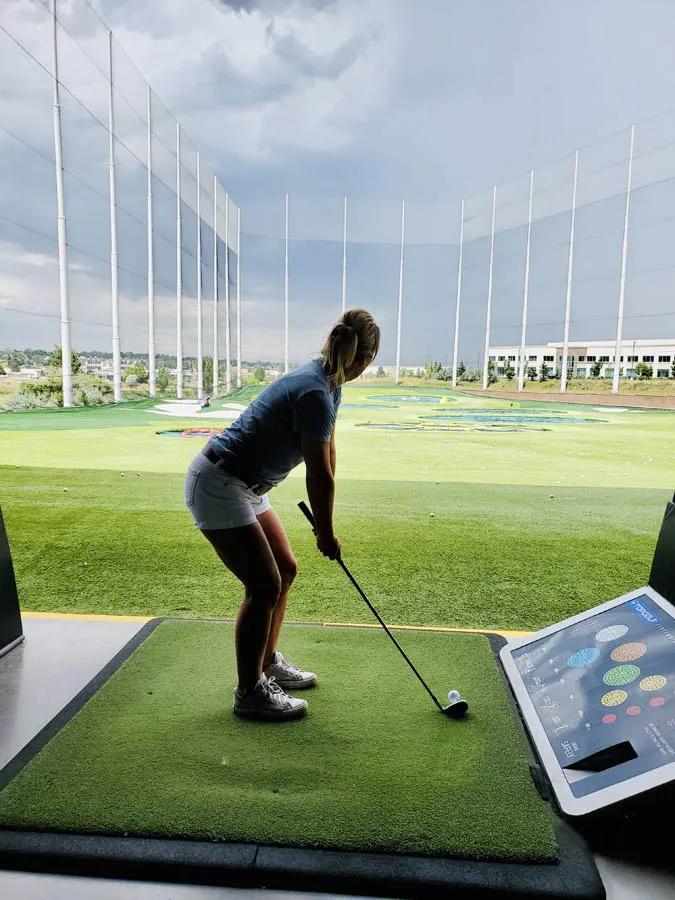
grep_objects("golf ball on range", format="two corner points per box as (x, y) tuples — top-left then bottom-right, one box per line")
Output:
(447, 690), (461, 703)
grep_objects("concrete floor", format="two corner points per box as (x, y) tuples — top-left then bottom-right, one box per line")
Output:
(0, 617), (673, 900)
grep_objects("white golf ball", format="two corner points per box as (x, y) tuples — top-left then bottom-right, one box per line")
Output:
(447, 690), (461, 704)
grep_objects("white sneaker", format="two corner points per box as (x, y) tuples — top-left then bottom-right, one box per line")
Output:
(233, 674), (308, 721)
(264, 650), (317, 689)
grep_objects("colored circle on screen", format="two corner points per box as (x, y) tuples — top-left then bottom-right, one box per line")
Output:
(602, 714), (617, 724)
(611, 642), (647, 663)
(627, 706), (642, 716)
(602, 690), (628, 707)
(650, 697), (665, 708)
(603, 665), (641, 687)
(596, 625), (629, 643)
(640, 675), (667, 692)
(568, 648), (600, 668)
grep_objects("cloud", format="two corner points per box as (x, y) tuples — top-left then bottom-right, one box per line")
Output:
(270, 26), (372, 80)
(213, 0), (338, 14)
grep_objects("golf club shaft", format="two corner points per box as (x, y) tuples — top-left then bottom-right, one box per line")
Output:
(298, 501), (444, 712)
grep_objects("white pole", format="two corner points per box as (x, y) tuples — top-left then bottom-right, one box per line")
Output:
(175, 124), (183, 399)
(51, 0), (73, 407)
(107, 30), (121, 403)
(196, 153), (203, 399)
(213, 177), (219, 398)
(236, 207), (242, 388)
(612, 125), (635, 395)
(451, 199), (464, 388)
(284, 193), (289, 374)
(341, 195), (347, 314)
(560, 150), (580, 393)
(518, 170), (535, 392)
(395, 200), (406, 385)
(146, 87), (156, 397)
(225, 194), (231, 394)
(482, 186), (497, 390)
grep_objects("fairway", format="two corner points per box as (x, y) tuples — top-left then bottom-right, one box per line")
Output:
(0, 384), (673, 631)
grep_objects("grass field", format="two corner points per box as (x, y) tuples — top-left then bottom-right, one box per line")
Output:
(1, 383), (673, 631)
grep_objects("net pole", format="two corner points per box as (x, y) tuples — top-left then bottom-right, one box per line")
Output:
(612, 125), (635, 395)
(341, 196), (347, 314)
(395, 200), (405, 385)
(518, 170), (534, 392)
(225, 194), (231, 394)
(107, 30), (121, 402)
(213, 177), (219, 398)
(284, 193), (289, 374)
(146, 87), (156, 397)
(451, 199), (464, 388)
(196, 154), (203, 399)
(236, 207), (242, 388)
(482, 186), (497, 390)
(52, 0), (73, 406)
(560, 150), (579, 393)
(176, 124), (183, 399)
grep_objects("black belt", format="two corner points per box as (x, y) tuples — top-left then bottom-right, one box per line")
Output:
(201, 444), (270, 496)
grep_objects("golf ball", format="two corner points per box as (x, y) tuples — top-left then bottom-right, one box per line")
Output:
(447, 690), (461, 704)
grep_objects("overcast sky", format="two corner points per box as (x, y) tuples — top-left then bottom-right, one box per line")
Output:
(2, 0), (675, 364)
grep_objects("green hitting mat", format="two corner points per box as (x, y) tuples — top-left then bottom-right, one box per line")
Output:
(0, 620), (555, 860)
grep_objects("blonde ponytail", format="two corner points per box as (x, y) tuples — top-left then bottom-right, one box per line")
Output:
(321, 308), (380, 388)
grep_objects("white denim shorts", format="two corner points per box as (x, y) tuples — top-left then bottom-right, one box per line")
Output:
(184, 451), (272, 530)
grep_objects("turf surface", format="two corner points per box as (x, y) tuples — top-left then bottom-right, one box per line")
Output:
(0, 620), (557, 862)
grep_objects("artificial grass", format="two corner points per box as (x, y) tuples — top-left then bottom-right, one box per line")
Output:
(0, 465), (668, 630)
(0, 620), (557, 862)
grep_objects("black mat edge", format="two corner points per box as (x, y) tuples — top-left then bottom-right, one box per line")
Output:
(0, 618), (605, 899)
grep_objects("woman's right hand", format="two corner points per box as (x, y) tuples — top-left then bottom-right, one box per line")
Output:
(317, 531), (341, 560)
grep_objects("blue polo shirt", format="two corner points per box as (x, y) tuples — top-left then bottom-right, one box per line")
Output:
(209, 359), (342, 488)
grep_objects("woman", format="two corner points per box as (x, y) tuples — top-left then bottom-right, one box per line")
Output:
(185, 309), (380, 721)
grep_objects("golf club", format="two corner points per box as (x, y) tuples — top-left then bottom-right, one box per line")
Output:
(298, 501), (468, 719)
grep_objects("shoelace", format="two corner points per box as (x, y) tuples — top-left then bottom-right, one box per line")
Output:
(261, 676), (290, 706)
(273, 654), (302, 676)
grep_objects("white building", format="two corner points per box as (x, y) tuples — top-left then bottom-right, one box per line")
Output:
(488, 339), (675, 379)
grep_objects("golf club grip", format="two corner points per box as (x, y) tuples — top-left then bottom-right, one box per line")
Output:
(298, 501), (342, 562)
(298, 501), (315, 528)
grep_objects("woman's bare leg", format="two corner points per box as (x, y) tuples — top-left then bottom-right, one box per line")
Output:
(256, 508), (298, 667)
(201, 522), (281, 693)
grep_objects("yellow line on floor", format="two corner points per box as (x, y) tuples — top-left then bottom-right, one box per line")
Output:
(23, 612), (153, 622)
(22, 612), (531, 638)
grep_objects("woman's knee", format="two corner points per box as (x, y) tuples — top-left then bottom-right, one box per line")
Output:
(279, 555), (298, 590)
(247, 569), (283, 608)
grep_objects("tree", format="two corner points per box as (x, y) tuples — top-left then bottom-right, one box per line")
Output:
(463, 366), (481, 382)
(590, 359), (603, 379)
(424, 356), (443, 379)
(504, 359), (516, 381)
(539, 361), (550, 382)
(377, 366), (386, 378)
(157, 367), (170, 392)
(46, 345), (81, 374)
(527, 366), (537, 381)
(202, 357), (213, 394)
(253, 365), (265, 381)
(125, 364), (148, 384)
(671, 359), (675, 380)
(634, 362), (653, 380)
(457, 360), (466, 380)
(0, 362), (5, 375)
(487, 359), (497, 384)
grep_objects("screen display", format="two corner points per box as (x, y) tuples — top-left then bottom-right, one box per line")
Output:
(512, 595), (675, 797)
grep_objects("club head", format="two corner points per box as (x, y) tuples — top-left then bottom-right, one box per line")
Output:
(441, 699), (469, 719)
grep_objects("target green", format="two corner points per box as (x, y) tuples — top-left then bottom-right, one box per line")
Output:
(603, 664), (641, 687)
